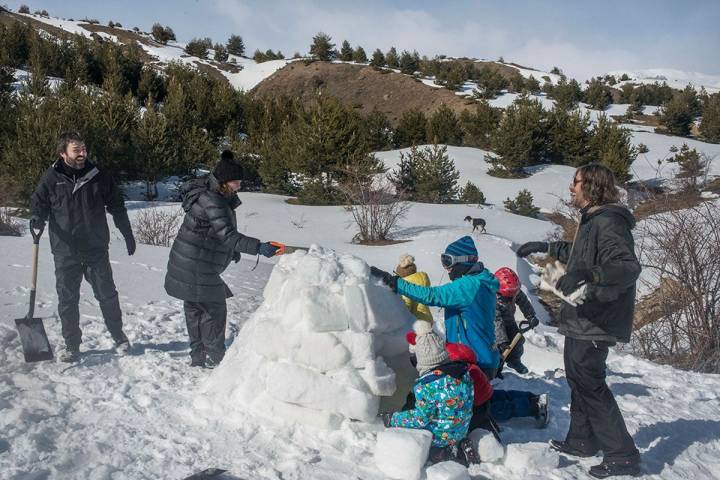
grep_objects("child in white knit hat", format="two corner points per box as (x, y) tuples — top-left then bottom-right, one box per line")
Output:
(383, 321), (474, 463)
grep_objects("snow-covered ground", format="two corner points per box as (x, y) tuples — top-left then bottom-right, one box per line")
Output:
(3, 152), (720, 479)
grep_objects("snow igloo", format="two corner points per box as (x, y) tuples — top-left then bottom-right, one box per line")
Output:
(200, 246), (417, 429)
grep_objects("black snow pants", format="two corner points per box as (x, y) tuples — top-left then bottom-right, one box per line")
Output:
(54, 252), (127, 348)
(564, 336), (640, 461)
(183, 300), (227, 363)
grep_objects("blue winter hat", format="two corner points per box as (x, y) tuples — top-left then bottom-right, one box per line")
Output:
(443, 236), (478, 266)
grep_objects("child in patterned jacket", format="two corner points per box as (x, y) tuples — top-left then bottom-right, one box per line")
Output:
(385, 321), (474, 462)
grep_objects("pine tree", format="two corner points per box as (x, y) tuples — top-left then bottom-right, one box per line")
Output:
(309, 32), (336, 61)
(589, 115), (636, 183)
(584, 79), (612, 110)
(626, 91), (644, 118)
(550, 77), (583, 110)
(472, 67), (508, 99)
(488, 96), (548, 176)
(363, 109), (393, 151)
(385, 47), (399, 69)
(133, 98), (172, 199)
(280, 96), (375, 203)
(438, 63), (466, 91)
(137, 66), (166, 104)
(426, 104), (463, 145)
(151, 23), (175, 44)
(389, 144), (459, 203)
(26, 36), (49, 97)
(353, 46), (367, 63)
(185, 38), (212, 59)
(459, 100), (501, 149)
(226, 34), (245, 56)
(394, 109), (427, 148)
(399, 50), (418, 74)
(700, 93), (720, 143)
(660, 92), (694, 136)
(672, 143), (706, 191)
(504, 189), (540, 217)
(459, 181), (486, 205)
(547, 107), (592, 166)
(214, 43), (229, 62)
(370, 48), (385, 67)
(339, 40), (353, 61)
(524, 75), (541, 93)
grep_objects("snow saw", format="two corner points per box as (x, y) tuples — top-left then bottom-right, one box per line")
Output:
(269, 241), (309, 255)
(14, 224), (53, 362)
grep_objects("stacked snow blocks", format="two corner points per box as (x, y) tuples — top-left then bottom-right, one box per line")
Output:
(202, 246), (416, 429)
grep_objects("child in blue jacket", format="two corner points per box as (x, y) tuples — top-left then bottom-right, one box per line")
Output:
(371, 236), (500, 374)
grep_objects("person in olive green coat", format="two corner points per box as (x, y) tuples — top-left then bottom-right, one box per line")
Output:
(395, 254), (434, 323)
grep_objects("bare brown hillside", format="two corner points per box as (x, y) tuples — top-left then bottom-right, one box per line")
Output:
(251, 61), (479, 125)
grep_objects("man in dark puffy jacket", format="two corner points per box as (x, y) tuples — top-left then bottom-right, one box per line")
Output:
(517, 164), (641, 478)
(164, 150), (280, 369)
(30, 132), (136, 362)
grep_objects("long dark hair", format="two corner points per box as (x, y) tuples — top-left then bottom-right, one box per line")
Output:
(577, 164), (620, 206)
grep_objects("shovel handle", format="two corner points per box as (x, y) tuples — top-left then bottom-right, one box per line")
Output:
(501, 332), (524, 361)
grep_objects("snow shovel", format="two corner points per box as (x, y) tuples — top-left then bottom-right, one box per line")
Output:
(14, 224), (53, 362)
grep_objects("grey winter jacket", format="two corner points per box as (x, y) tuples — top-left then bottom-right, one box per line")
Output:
(548, 203), (640, 343)
(164, 175), (260, 303)
(494, 290), (536, 345)
(31, 160), (132, 258)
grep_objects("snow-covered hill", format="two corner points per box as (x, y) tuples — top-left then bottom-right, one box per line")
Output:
(607, 68), (720, 94)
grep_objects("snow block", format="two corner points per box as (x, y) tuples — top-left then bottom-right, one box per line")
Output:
(469, 428), (504, 463)
(359, 357), (397, 396)
(334, 330), (376, 368)
(266, 362), (378, 421)
(426, 461), (470, 480)
(505, 442), (559, 472)
(375, 428), (432, 480)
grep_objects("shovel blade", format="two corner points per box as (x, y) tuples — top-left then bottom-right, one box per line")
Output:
(14, 317), (53, 363)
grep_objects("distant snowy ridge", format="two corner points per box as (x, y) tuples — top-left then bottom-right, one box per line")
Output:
(608, 68), (720, 94)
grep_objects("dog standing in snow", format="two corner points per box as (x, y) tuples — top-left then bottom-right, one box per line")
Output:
(464, 216), (486, 233)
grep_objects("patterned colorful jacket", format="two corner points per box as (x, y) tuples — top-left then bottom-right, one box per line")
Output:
(390, 362), (474, 448)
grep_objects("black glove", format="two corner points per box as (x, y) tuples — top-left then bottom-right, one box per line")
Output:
(516, 241), (549, 258)
(124, 233), (136, 256)
(29, 216), (45, 232)
(370, 266), (399, 293)
(556, 269), (592, 295)
(497, 342), (510, 353)
(258, 242), (279, 258)
(378, 412), (393, 427)
(232, 251), (241, 263)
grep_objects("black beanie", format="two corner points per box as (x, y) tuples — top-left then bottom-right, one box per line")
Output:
(213, 150), (244, 183)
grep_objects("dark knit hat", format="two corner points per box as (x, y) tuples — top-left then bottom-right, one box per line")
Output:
(444, 236), (478, 266)
(213, 150), (244, 183)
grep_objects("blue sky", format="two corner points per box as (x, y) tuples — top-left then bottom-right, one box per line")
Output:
(5, 0), (719, 80)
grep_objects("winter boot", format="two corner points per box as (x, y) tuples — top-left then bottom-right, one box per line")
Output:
(589, 457), (641, 478)
(507, 360), (529, 374)
(115, 340), (132, 355)
(535, 393), (549, 428)
(59, 345), (80, 363)
(204, 356), (222, 370)
(458, 437), (481, 465)
(549, 439), (600, 458)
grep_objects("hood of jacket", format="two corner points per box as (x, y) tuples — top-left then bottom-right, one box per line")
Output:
(585, 203), (636, 230)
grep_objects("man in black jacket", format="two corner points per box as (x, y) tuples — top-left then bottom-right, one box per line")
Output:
(164, 151), (280, 369)
(30, 132), (136, 362)
(517, 164), (641, 478)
